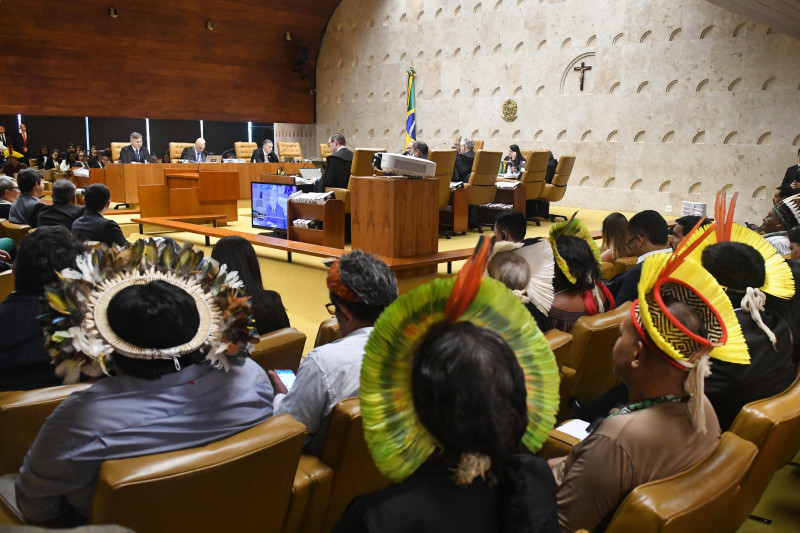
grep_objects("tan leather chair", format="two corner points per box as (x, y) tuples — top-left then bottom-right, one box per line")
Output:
(0, 383), (90, 474)
(169, 142), (195, 161)
(519, 150), (551, 221)
(604, 432), (757, 533)
(110, 142), (129, 163)
(464, 150), (502, 230)
(600, 261), (614, 280)
(320, 143), (332, 159)
(235, 141), (258, 160)
(314, 317), (341, 348)
(325, 148), (382, 214)
(610, 256), (637, 279)
(28, 158), (38, 169)
(722, 374), (800, 532)
(472, 140), (485, 150)
(545, 329), (573, 367)
(40, 168), (55, 183)
(0, 270), (14, 302)
(0, 220), (32, 246)
(558, 302), (631, 421)
(89, 415), (305, 532)
(538, 155), (576, 222)
(428, 149), (460, 236)
(278, 142), (303, 162)
(250, 327), (307, 373)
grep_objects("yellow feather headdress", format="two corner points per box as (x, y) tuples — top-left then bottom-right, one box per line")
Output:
(548, 212), (601, 285)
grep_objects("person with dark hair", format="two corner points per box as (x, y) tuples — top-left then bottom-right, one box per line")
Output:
(502, 143), (526, 173)
(411, 141), (429, 159)
(760, 195), (800, 255)
(493, 209), (531, 244)
(788, 225), (800, 260)
(335, 237), (560, 533)
(780, 147), (800, 189)
(1, 156), (27, 177)
(36, 146), (51, 169)
(773, 184), (794, 205)
(36, 178), (84, 229)
(314, 133), (353, 191)
(71, 183), (128, 247)
(669, 215), (713, 251)
(268, 250), (398, 454)
(251, 139), (280, 163)
(8, 168), (44, 226)
(607, 209), (671, 304)
(0, 227), (87, 391)
(212, 235), (290, 335)
(44, 148), (60, 170)
(14, 241), (274, 522)
(599, 212), (629, 263)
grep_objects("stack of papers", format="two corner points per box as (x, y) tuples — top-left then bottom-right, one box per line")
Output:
(290, 192), (334, 204)
(495, 181), (519, 189)
(681, 201), (707, 217)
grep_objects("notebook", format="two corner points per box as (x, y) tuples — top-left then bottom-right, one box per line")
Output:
(299, 168), (322, 180)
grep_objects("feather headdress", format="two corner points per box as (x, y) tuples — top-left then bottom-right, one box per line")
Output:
(548, 212), (601, 285)
(360, 236), (559, 482)
(489, 239), (555, 315)
(41, 239), (258, 383)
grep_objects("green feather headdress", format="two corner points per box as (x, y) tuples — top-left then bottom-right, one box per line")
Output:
(548, 212), (601, 284)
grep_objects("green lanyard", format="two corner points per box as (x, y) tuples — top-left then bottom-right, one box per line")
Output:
(606, 394), (685, 418)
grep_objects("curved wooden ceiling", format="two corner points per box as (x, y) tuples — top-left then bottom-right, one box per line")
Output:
(0, 0), (342, 123)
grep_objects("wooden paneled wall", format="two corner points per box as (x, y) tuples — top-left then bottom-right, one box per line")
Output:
(0, 0), (341, 124)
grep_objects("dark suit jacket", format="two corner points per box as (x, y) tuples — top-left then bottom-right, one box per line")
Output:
(606, 262), (643, 305)
(0, 202), (11, 220)
(8, 194), (44, 226)
(72, 210), (128, 247)
(782, 164), (800, 186)
(181, 146), (207, 163)
(315, 147), (354, 192)
(451, 150), (475, 182)
(118, 145), (151, 164)
(88, 158), (102, 169)
(36, 203), (84, 229)
(14, 132), (31, 155)
(250, 148), (280, 163)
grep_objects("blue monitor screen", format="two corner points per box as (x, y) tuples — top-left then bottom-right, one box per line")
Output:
(251, 182), (297, 230)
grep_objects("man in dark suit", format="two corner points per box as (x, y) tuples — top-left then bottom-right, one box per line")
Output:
(451, 137), (476, 183)
(314, 133), (353, 192)
(251, 139), (280, 163)
(781, 148), (800, 189)
(36, 179), (84, 229)
(180, 138), (207, 163)
(71, 184), (128, 247)
(0, 176), (19, 220)
(14, 123), (31, 160)
(118, 132), (151, 164)
(0, 126), (8, 150)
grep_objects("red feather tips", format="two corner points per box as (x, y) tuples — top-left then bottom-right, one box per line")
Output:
(662, 219), (716, 280)
(714, 190), (738, 242)
(444, 235), (493, 323)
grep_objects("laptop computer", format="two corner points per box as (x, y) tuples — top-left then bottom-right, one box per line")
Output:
(299, 168), (322, 180)
(207, 155), (222, 163)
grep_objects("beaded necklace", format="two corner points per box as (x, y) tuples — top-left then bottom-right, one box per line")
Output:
(606, 394), (686, 418)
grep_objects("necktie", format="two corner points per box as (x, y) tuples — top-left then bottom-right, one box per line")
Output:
(22, 133), (26, 144)
(197, 151), (201, 162)
(135, 149), (139, 162)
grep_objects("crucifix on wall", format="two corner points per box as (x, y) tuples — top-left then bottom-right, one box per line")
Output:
(574, 61), (592, 91)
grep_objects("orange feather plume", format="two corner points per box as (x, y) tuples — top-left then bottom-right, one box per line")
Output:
(444, 235), (493, 322)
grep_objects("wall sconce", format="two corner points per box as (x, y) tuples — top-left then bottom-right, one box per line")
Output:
(109, 6), (118, 18)
(206, 19), (214, 31)
(285, 32), (292, 41)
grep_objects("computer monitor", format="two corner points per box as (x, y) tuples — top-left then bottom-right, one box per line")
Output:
(251, 181), (297, 231)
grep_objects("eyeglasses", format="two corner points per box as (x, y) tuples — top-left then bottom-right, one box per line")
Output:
(325, 302), (336, 315)
(626, 234), (640, 248)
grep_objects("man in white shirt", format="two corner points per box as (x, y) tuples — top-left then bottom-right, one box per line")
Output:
(268, 250), (398, 454)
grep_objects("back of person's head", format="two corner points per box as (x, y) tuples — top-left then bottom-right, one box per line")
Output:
(789, 225), (800, 245)
(701, 242), (766, 292)
(0, 176), (16, 197)
(211, 235), (263, 290)
(16, 168), (42, 194)
(675, 215), (709, 233)
(554, 235), (600, 291)
(108, 280), (204, 380)
(628, 209), (669, 245)
(412, 141), (429, 158)
(51, 179), (76, 204)
(776, 185), (794, 203)
(488, 252), (529, 292)
(330, 132), (346, 146)
(327, 250), (398, 322)
(83, 183), (111, 212)
(412, 321), (531, 532)
(14, 226), (86, 294)
(461, 137), (475, 150)
(494, 209), (527, 242)
(601, 212), (628, 255)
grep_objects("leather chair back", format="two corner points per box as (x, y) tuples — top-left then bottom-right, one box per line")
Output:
(235, 141), (258, 160)
(472, 140), (485, 150)
(600, 261), (614, 280)
(545, 329), (573, 369)
(0, 220), (31, 246)
(562, 302), (631, 407)
(250, 327), (307, 373)
(318, 398), (390, 532)
(314, 317), (342, 348)
(0, 383), (90, 474)
(320, 143), (332, 159)
(327, 148), (382, 213)
(169, 142), (195, 161)
(466, 150), (502, 206)
(543, 155), (575, 202)
(604, 432), (757, 533)
(520, 150), (550, 200)
(110, 142), (129, 162)
(278, 142), (303, 162)
(0, 270), (14, 302)
(610, 256), (637, 279)
(723, 373), (800, 531)
(91, 415), (306, 533)
(429, 149), (458, 209)
(41, 168), (55, 183)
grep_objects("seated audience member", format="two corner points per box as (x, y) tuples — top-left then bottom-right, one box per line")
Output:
(553, 246), (749, 532)
(502, 143), (526, 173)
(37, 178), (84, 229)
(251, 139), (280, 163)
(118, 132), (151, 164)
(607, 210), (671, 304)
(44, 149), (60, 170)
(181, 137), (207, 163)
(2, 156), (27, 176)
(268, 250), (398, 454)
(87, 152), (102, 168)
(761, 195), (800, 255)
(774, 184), (794, 205)
(789, 225), (800, 260)
(211, 235), (290, 335)
(314, 133), (354, 192)
(494, 209), (539, 246)
(8, 168), (44, 226)
(36, 146), (50, 169)
(59, 151), (78, 171)
(669, 215), (713, 251)
(451, 137), (475, 183)
(99, 154), (110, 168)
(335, 238), (559, 533)
(13, 241), (273, 523)
(411, 141), (429, 159)
(88, 146), (100, 165)
(0, 176), (19, 219)
(162, 150), (171, 163)
(76, 151), (91, 168)
(599, 212), (629, 263)
(0, 227), (86, 391)
(544, 217), (614, 332)
(488, 249), (551, 331)
(71, 184), (128, 247)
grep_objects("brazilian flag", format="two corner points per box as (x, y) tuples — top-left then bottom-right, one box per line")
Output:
(405, 67), (416, 147)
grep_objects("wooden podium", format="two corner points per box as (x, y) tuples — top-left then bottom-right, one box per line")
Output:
(351, 176), (439, 277)
(138, 169), (239, 223)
